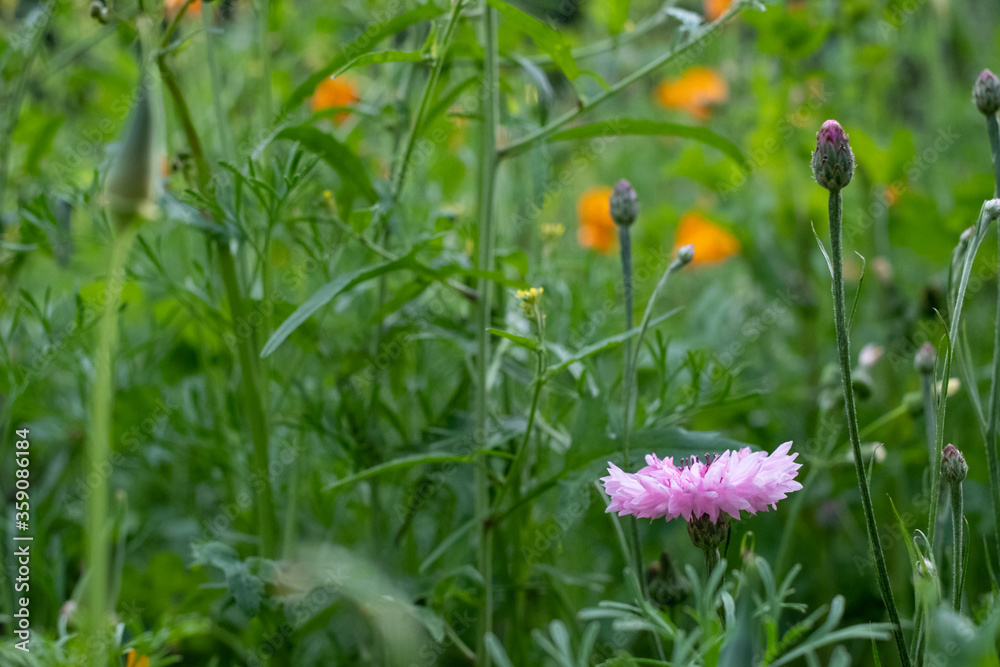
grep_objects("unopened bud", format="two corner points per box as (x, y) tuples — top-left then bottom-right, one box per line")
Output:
(914, 342), (936, 375)
(985, 198), (1000, 221)
(973, 69), (1000, 116)
(941, 444), (968, 484)
(609, 179), (639, 227)
(811, 119), (855, 192)
(676, 244), (695, 266)
(90, 0), (109, 23)
(105, 86), (158, 228)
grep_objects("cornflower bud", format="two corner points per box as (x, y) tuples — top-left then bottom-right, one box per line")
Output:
(609, 179), (639, 227)
(811, 120), (855, 192)
(973, 69), (1000, 116)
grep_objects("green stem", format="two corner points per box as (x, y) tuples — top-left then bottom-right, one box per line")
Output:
(497, 1), (744, 160)
(828, 190), (909, 666)
(218, 245), (278, 558)
(982, 112), (1000, 572)
(950, 482), (963, 611)
(86, 227), (136, 667)
(919, 373), (937, 465)
(256, 0), (273, 127)
(474, 2), (499, 663)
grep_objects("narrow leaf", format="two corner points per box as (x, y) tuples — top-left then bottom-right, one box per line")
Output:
(487, 328), (537, 351)
(282, 2), (444, 114)
(548, 119), (748, 168)
(546, 308), (680, 375)
(325, 452), (477, 492)
(487, 0), (580, 80)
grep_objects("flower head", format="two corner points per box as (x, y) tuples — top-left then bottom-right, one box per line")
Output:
(602, 442), (802, 522)
(609, 179), (639, 227)
(165, 0), (201, 18)
(312, 76), (358, 123)
(672, 212), (740, 265)
(516, 287), (543, 317)
(973, 69), (1000, 116)
(811, 119), (855, 191)
(655, 67), (728, 119)
(540, 222), (565, 243)
(941, 444), (968, 485)
(577, 186), (616, 253)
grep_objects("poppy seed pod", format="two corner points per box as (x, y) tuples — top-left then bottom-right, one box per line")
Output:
(941, 444), (968, 485)
(105, 86), (158, 228)
(676, 244), (695, 266)
(811, 120), (855, 192)
(973, 69), (1000, 116)
(609, 179), (638, 227)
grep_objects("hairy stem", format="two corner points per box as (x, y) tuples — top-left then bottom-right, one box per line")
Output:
(86, 227), (135, 667)
(983, 112), (1000, 571)
(951, 482), (964, 611)
(828, 190), (909, 666)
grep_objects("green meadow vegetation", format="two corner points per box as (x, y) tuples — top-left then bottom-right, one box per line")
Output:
(3, 0), (1000, 665)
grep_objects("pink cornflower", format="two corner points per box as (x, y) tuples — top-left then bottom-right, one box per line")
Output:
(602, 442), (802, 522)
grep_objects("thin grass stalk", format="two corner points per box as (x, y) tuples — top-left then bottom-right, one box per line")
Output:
(474, 2), (499, 663)
(86, 227), (136, 667)
(828, 190), (909, 666)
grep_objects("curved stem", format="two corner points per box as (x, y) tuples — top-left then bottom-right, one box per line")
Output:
(828, 190), (910, 666)
(497, 1), (744, 160)
(982, 112), (1000, 571)
(86, 227), (136, 667)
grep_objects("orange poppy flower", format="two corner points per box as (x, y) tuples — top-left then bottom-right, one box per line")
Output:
(577, 187), (616, 253)
(655, 67), (728, 119)
(673, 212), (740, 265)
(311, 77), (358, 123)
(164, 0), (201, 18)
(125, 650), (149, 667)
(704, 0), (732, 21)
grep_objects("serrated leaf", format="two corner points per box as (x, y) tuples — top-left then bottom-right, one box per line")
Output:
(548, 119), (748, 169)
(275, 126), (377, 202)
(228, 568), (264, 615)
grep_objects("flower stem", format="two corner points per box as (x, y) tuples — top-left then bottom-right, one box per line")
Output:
(950, 481), (964, 611)
(827, 190), (910, 666)
(919, 373), (937, 464)
(86, 227), (136, 667)
(474, 2), (499, 662)
(218, 244), (278, 558)
(982, 112), (1000, 572)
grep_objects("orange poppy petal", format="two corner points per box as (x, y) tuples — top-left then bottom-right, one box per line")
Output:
(576, 187), (617, 253)
(311, 77), (359, 123)
(704, 0), (732, 21)
(655, 67), (728, 119)
(673, 212), (740, 265)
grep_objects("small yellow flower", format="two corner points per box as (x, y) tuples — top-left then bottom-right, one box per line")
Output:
(541, 223), (565, 242)
(517, 287), (544, 316)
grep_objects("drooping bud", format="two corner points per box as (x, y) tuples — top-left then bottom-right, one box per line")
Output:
(914, 342), (937, 375)
(676, 244), (695, 266)
(609, 179), (639, 227)
(985, 198), (1000, 221)
(811, 120), (855, 192)
(686, 514), (729, 554)
(941, 444), (968, 485)
(973, 69), (1000, 116)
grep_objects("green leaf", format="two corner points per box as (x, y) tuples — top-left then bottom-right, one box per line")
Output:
(261, 252), (419, 358)
(332, 49), (430, 79)
(275, 126), (378, 202)
(228, 568), (264, 615)
(548, 119), (748, 169)
(281, 2), (444, 114)
(487, 328), (537, 351)
(486, 0), (580, 80)
(545, 308), (681, 376)
(324, 452), (477, 492)
(608, 0), (629, 35)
